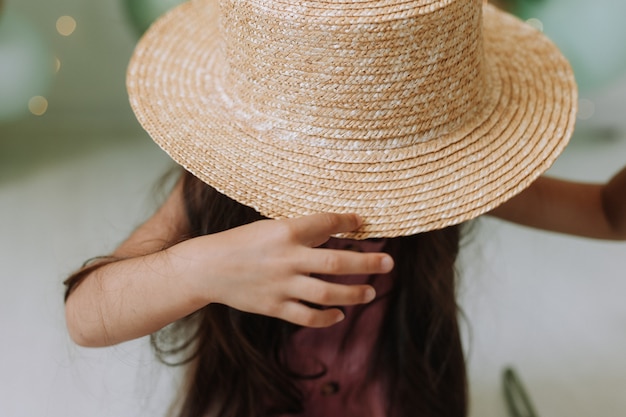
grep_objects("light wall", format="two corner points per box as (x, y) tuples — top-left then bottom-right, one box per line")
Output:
(3, 0), (140, 134)
(4, 0), (626, 139)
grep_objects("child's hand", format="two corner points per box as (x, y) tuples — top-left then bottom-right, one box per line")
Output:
(178, 213), (394, 328)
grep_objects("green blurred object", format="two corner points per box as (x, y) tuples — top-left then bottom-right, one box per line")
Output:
(123, 0), (186, 36)
(514, 0), (626, 94)
(0, 10), (54, 122)
(502, 367), (540, 417)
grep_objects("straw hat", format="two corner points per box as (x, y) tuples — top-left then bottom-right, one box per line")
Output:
(127, 0), (577, 239)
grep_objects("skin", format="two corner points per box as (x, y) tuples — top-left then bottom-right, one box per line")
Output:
(65, 168), (626, 347)
(489, 167), (626, 240)
(65, 180), (393, 346)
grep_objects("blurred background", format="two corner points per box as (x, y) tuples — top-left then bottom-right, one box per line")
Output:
(1, 0), (625, 416)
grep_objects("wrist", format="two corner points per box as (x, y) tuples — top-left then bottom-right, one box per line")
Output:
(163, 237), (219, 310)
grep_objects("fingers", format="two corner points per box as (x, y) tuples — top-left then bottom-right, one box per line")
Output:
(276, 301), (346, 328)
(291, 276), (376, 307)
(298, 247), (394, 276)
(241, 279), (376, 328)
(276, 278), (377, 327)
(286, 213), (363, 247)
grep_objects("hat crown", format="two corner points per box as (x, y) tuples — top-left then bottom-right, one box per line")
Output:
(219, 0), (487, 143)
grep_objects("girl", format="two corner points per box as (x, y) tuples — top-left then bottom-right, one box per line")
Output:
(64, 0), (626, 416)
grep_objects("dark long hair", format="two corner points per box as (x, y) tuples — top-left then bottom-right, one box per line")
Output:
(156, 171), (468, 417)
(65, 169), (468, 417)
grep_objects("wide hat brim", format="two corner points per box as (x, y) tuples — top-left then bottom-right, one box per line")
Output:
(127, 0), (577, 239)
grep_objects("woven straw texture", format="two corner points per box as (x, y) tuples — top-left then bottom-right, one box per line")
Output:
(127, 0), (577, 239)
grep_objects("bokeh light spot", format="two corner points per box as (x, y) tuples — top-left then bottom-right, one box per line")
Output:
(525, 18), (544, 32)
(28, 96), (48, 116)
(56, 16), (77, 36)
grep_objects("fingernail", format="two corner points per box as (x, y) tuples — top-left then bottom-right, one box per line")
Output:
(364, 288), (376, 302)
(381, 255), (394, 272)
(335, 311), (346, 323)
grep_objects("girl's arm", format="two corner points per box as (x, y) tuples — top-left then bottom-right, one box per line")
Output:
(65, 180), (393, 347)
(488, 166), (626, 240)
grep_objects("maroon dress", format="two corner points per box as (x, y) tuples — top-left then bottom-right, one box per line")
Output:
(281, 238), (393, 417)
